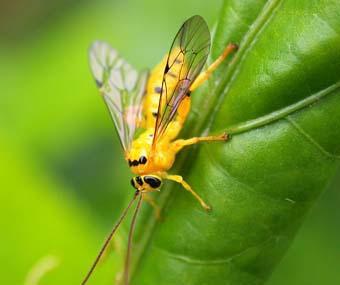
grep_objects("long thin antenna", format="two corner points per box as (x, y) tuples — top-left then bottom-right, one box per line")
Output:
(123, 193), (143, 285)
(81, 191), (140, 285)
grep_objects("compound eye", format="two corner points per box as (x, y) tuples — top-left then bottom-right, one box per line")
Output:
(130, 178), (137, 189)
(144, 176), (161, 189)
(135, 176), (143, 186)
(139, 156), (147, 164)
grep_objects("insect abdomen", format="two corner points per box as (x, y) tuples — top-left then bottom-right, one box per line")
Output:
(144, 57), (166, 128)
(144, 53), (189, 130)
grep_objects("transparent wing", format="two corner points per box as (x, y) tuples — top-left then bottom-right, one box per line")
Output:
(89, 41), (148, 151)
(153, 15), (210, 144)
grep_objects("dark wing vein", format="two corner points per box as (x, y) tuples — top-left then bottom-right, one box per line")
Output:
(153, 15), (211, 144)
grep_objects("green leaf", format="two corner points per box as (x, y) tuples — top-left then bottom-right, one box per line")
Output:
(125, 0), (340, 284)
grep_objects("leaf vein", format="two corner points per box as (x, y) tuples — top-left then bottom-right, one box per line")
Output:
(154, 235), (280, 266)
(223, 81), (340, 135)
(285, 116), (340, 160)
(228, 5), (250, 28)
(203, 145), (295, 206)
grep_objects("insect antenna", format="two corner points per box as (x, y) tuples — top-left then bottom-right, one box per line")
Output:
(123, 192), (143, 285)
(81, 190), (140, 285)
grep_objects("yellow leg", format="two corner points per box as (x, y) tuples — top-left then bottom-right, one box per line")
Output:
(190, 43), (238, 92)
(172, 132), (228, 152)
(162, 173), (211, 211)
(143, 193), (161, 219)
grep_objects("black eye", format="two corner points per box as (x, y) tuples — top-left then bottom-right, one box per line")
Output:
(130, 178), (136, 189)
(139, 156), (147, 164)
(135, 176), (143, 186)
(144, 176), (161, 188)
(131, 160), (139, 166)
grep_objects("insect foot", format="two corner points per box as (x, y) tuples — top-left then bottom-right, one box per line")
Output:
(219, 132), (229, 141)
(202, 202), (212, 212)
(229, 43), (239, 51)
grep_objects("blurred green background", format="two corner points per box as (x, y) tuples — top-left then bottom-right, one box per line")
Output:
(0, 0), (339, 284)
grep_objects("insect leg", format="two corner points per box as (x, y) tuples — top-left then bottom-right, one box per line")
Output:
(189, 43), (238, 92)
(163, 173), (211, 211)
(171, 133), (228, 153)
(143, 193), (161, 219)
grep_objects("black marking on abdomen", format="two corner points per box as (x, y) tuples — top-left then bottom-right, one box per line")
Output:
(154, 86), (162, 93)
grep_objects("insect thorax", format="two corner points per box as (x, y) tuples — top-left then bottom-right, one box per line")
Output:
(126, 129), (177, 175)
(125, 50), (191, 176)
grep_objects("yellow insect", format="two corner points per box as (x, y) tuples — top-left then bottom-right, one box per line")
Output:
(83, 15), (237, 285)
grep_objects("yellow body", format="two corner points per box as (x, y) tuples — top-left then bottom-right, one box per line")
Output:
(126, 44), (237, 210)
